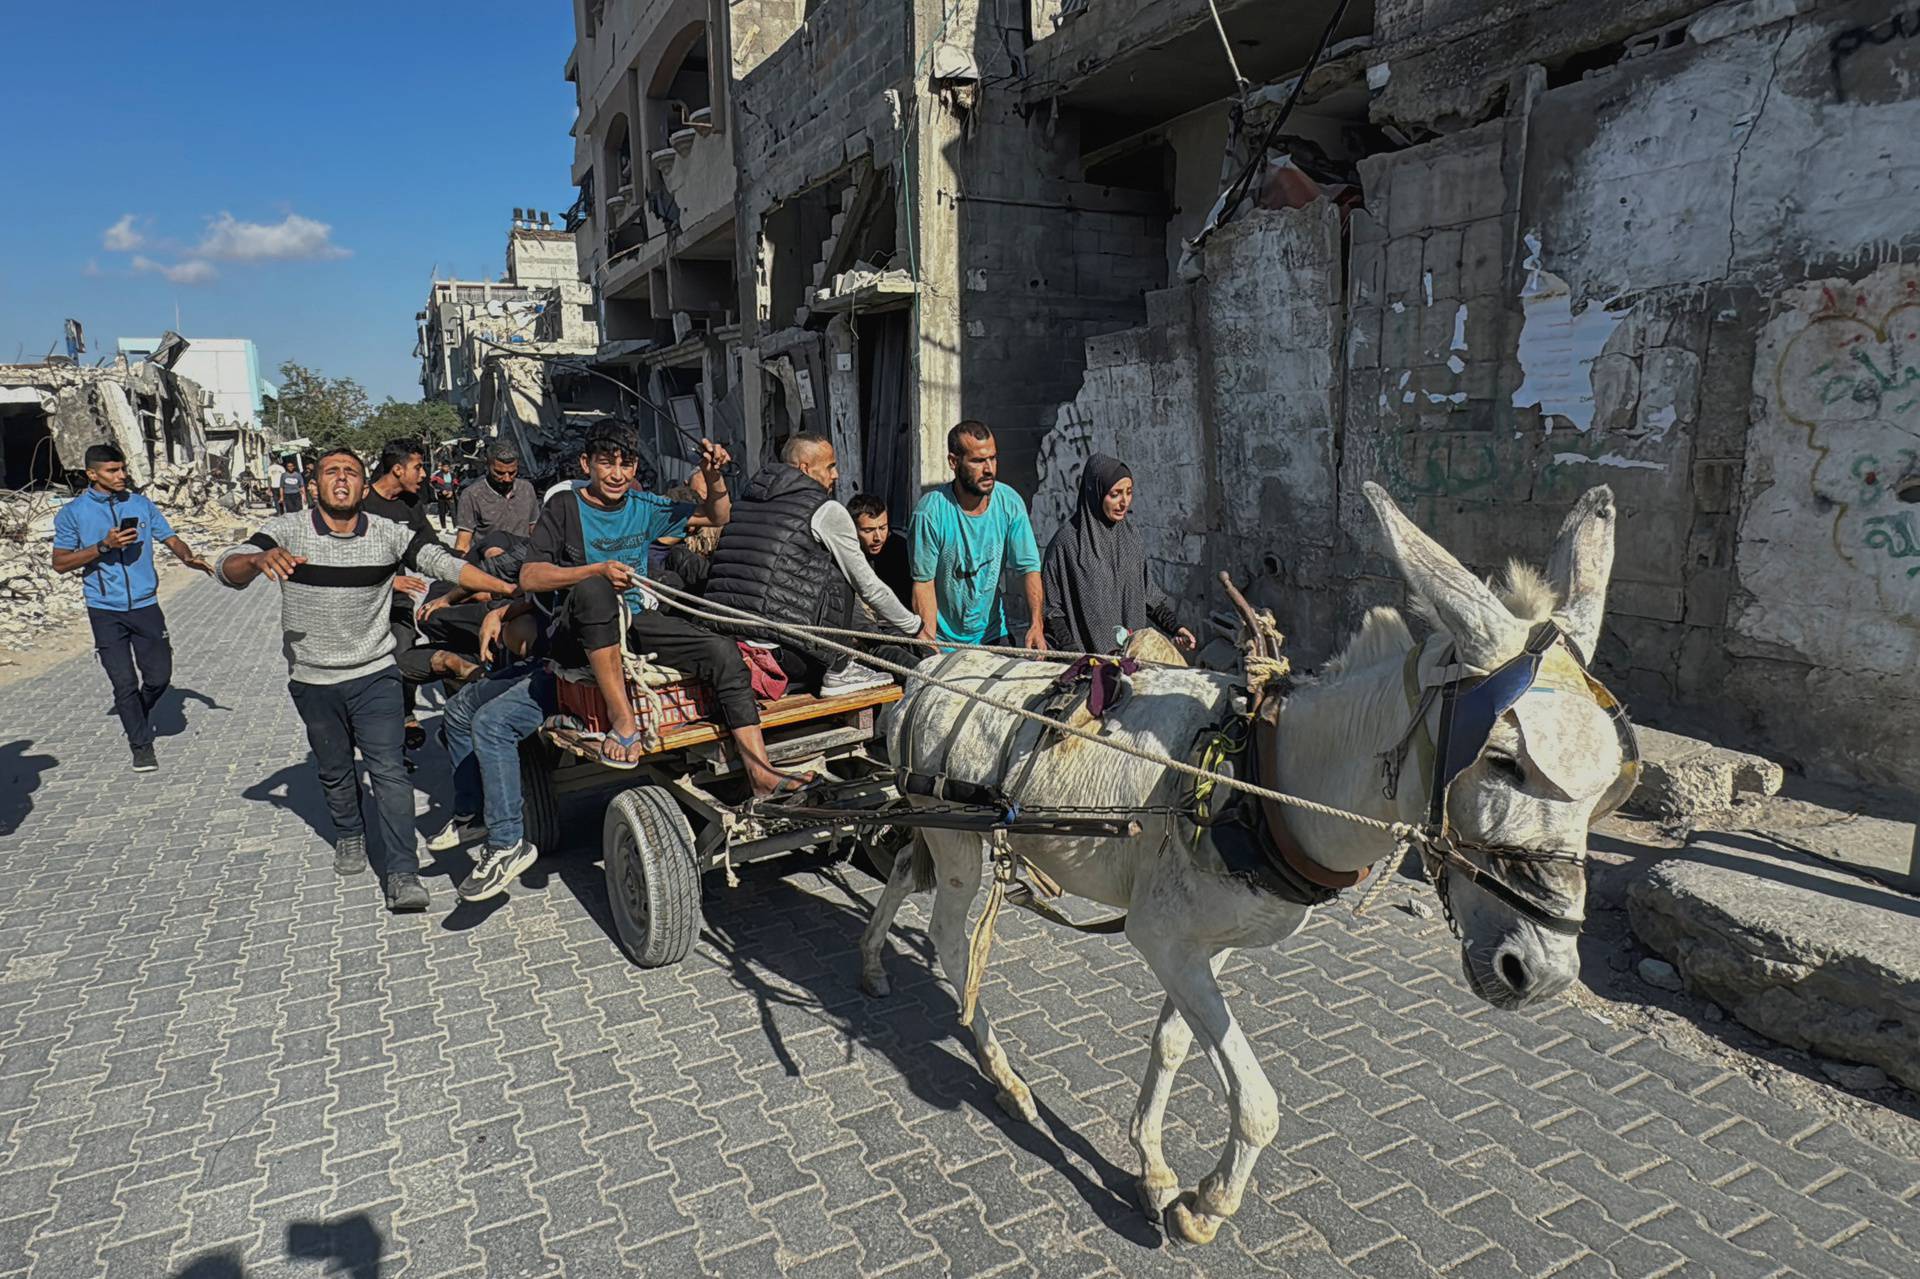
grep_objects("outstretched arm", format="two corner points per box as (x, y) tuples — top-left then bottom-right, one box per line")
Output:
(163, 535), (213, 576)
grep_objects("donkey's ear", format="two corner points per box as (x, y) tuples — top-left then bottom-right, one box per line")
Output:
(1544, 486), (1616, 665)
(1363, 481), (1527, 669)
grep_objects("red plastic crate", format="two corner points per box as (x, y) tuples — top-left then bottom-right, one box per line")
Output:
(552, 671), (718, 737)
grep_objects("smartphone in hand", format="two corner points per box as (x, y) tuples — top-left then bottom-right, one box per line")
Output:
(118, 516), (139, 534)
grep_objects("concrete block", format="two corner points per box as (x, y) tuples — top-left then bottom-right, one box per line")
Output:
(1624, 726), (1784, 819)
(1627, 836), (1920, 1092)
(1350, 241), (1385, 308)
(1387, 162), (1434, 238)
(1384, 236), (1424, 304)
(1422, 228), (1462, 302)
(1380, 303), (1422, 371)
(1420, 297), (1462, 363)
(1460, 217), (1508, 295)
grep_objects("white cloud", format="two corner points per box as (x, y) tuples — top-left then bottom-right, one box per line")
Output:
(82, 259), (105, 278)
(132, 256), (218, 285)
(102, 214), (145, 251)
(194, 211), (350, 262)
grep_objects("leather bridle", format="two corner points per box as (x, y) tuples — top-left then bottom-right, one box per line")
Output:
(1401, 620), (1640, 938)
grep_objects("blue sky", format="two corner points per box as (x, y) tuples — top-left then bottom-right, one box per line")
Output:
(0, 2), (579, 403)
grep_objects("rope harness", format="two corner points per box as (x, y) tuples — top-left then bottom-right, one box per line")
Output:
(626, 575), (1637, 952)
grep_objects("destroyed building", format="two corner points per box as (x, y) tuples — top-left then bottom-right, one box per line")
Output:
(566, 0), (744, 486)
(416, 215), (615, 474)
(561, 0), (1920, 793)
(0, 357), (213, 491)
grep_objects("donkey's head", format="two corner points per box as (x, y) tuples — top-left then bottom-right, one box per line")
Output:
(1362, 482), (1630, 1009)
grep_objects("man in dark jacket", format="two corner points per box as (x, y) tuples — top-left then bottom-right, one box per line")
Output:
(706, 433), (927, 694)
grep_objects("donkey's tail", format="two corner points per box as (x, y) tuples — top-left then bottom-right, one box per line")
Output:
(908, 836), (937, 893)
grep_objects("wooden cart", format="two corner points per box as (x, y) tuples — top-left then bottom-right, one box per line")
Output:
(524, 683), (910, 968)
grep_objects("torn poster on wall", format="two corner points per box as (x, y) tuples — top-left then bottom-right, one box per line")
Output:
(1510, 231), (1626, 432)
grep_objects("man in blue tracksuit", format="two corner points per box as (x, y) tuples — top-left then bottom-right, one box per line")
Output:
(50, 443), (214, 771)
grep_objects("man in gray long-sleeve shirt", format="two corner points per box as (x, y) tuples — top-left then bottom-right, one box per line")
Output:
(218, 447), (512, 912)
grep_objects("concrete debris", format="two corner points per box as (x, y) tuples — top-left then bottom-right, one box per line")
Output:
(1636, 957), (1684, 992)
(0, 358), (214, 491)
(1623, 727), (1785, 821)
(1819, 1061), (1891, 1092)
(1399, 897), (1433, 920)
(1628, 834), (1920, 1093)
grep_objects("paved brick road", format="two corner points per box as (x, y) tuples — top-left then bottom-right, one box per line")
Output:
(1, 578), (1917, 1278)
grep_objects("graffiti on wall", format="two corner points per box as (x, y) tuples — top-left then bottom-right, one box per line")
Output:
(1829, 10), (1920, 100)
(1735, 266), (1920, 681)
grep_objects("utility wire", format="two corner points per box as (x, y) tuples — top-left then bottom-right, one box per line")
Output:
(473, 336), (737, 472)
(1215, 0), (1355, 233)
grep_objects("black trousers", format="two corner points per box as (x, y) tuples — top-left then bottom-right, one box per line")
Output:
(420, 601), (496, 661)
(88, 605), (172, 750)
(288, 667), (416, 874)
(389, 621), (421, 715)
(557, 574), (759, 728)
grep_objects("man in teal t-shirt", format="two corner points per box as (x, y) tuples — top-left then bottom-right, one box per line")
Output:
(909, 421), (1044, 648)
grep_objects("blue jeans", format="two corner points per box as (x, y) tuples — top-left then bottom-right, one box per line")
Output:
(443, 665), (554, 850)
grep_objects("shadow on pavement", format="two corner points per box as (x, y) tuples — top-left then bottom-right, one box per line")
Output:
(170, 1211), (385, 1277)
(0, 739), (57, 838)
(146, 685), (227, 738)
(694, 852), (1160, 1246)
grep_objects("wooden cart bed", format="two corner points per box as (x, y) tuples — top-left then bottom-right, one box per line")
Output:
(541, 682), (903, 765)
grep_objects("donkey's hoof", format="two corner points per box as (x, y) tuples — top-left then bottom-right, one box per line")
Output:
(1137, 1172), (1181, 1221)
(860, 970), (891, 999)
(996, 1085), (1039, 1125)
(1168, 1195), (1222, 1245)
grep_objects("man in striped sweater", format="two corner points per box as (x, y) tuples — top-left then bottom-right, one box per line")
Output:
(218, 447), (513, 912)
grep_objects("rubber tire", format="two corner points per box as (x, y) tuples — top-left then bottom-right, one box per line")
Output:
(603, 785), (702, 968)
(518, 738), (562, 854)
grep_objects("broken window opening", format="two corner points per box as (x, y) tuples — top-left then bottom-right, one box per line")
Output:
(0, 407), (56, 490)
(764, 174), (854, 327)
(653, 21), (714, 144)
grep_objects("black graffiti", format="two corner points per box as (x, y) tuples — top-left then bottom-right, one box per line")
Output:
(1830, 9), (1920, 99)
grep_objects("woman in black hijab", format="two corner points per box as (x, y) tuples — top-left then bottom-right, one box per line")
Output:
(1041, 454), (1196, 654)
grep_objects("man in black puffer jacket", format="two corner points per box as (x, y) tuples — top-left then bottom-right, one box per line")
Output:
(706, 433), (929, 694)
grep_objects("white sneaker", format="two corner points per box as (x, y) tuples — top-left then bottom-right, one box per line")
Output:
(820, 660), (892, 695)
(458, 841), (539, 902)
(427, 814), (488, 852)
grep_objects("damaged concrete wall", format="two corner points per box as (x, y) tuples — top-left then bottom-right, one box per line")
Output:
(1347, 0), (1920, 789)
(954, 100), (1174, 491)
(1034, 204), (1346, 652)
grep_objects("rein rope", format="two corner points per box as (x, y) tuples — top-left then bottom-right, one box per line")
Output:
(634, 576), (1422, 845)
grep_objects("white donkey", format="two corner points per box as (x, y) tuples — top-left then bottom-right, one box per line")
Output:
(858, 481), (1632, 1245)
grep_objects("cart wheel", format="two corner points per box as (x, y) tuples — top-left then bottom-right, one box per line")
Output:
(852, 826), (911, 884)
(519, 738), (562, 854)
(603, 785), (702, 968)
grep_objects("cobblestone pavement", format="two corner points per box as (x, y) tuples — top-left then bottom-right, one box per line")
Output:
(2, 578), (1918, 1279)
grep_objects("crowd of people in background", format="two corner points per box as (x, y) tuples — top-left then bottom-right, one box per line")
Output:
(50, 416), (1194, 916)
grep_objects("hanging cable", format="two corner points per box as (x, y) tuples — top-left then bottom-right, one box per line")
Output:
(1214, 0), (1355, 234)
(1205, 0), (1253, 102)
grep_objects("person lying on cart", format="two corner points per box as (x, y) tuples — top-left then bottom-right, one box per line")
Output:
(517, 420), (813, 794)
(416, 531), (532, 663)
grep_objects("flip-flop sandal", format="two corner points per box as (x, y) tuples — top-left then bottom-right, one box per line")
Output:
(596, 729), (646, 771)
(754, 773), (820, 805)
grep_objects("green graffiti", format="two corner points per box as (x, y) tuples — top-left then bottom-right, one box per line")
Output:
(1863, 512), (1920, 579)
(1849, 450), (1919, 508)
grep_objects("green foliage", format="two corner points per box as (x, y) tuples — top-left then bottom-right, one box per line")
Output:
(267, 360), (463, 461)
(364, 398), (463, 452)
